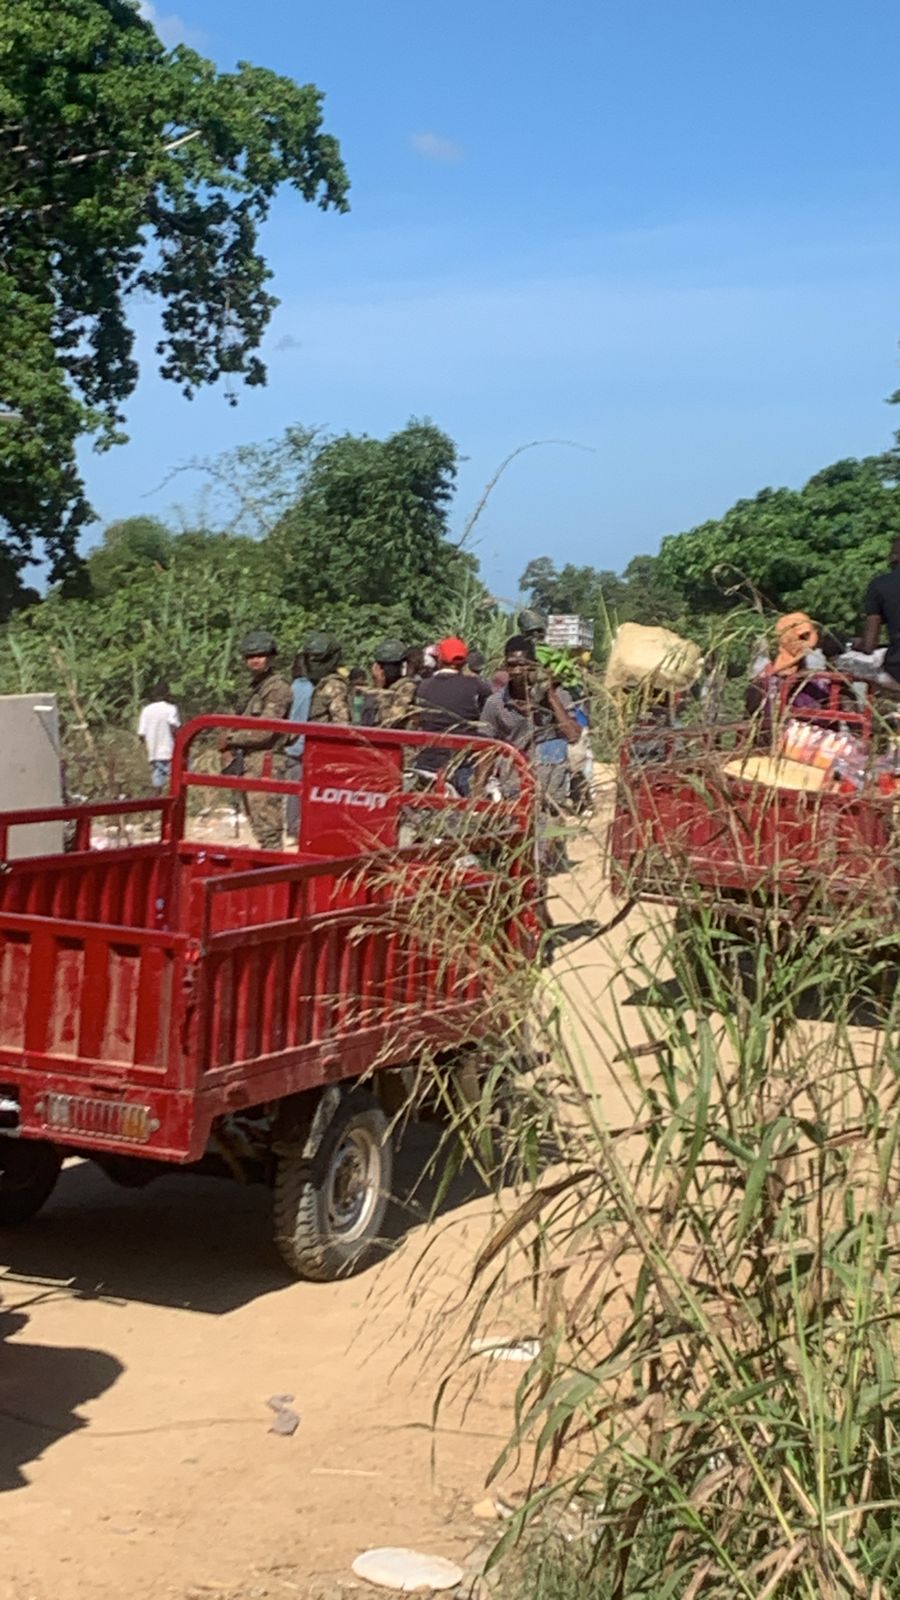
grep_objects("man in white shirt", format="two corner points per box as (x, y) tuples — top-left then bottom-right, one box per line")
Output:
(137, 680), (181, 791)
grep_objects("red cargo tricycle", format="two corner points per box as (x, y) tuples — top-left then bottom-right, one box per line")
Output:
(0, 718), (537, 1280)
(608, 678), (897, 919)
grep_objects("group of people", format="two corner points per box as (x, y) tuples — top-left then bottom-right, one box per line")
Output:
(137, 613), (593, 858)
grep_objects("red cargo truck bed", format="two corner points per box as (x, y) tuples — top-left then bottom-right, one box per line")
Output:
(0, 719), (535, 1162)
(0, 719), (537, 1279)
(609, 722), (898, 913)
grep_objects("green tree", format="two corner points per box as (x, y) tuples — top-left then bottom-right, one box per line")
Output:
(271, 419), (474, 622)
(518, 556), (559, 614)
(0, 418), (483, 769)
(618, 554), (688, 628)
(561, 563), (626, 616)
(2, 527), (286, 726)
(0, 0), (348, 604)
(654, 457), (900, 633)
(85, 515), (173, 596)
(519, 557), (627, 616)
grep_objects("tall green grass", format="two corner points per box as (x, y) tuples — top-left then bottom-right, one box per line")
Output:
(394, 718), (900, 1600)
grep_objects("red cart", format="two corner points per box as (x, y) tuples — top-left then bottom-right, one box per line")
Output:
(609, 685), (897, 919)
(0, 718), (537, 1280)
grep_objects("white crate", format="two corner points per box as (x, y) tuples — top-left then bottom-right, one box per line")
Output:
(546, 614), (594, 650)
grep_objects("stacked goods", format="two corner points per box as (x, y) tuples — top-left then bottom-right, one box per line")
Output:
(723, 721), (868, 794)
(546, 614), (595, 651)
(779, 720), (866, 786)
(604, 623), (702, 694)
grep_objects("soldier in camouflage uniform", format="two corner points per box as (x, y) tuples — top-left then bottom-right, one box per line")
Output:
(304, 632), (351, 723)
(365, 638), (417, 727)
(517, 607), (548, 645)
(519, 606), (558, 685)
(220, 630), (292, 850)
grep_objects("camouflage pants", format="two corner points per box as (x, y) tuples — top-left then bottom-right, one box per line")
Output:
(243, 752), (286, 851)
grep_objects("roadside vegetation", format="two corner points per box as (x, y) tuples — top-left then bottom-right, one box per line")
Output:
(4, 420), (900, 801)
(422, 788), (900, 1600)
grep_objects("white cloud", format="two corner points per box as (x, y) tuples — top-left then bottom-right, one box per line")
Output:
(410, 131), (463, 165)
(137, 0), (204, 49)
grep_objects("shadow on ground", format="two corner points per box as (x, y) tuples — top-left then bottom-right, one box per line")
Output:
(625, 969), (895, 1029)
(0, 1305), (123, 1492)
(545, 918), (609, 956)
(0, 1123), (491, 1318)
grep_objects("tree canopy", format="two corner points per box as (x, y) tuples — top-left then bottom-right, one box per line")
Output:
(654, 457), (900, 633)
(519, 557), (626, 619)
(0, 421), (488, 740)
(5, 416), (900, 800)
(519, 553), (688, 638)
(85, 515), (173, 596)
(0, 0), (348, 604)
(518, 456), (900, 648)
(272, 420), (473, 620)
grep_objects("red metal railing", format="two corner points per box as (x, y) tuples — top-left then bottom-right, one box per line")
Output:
(0, 797), (172, 861)
(169, 714), (535, 818)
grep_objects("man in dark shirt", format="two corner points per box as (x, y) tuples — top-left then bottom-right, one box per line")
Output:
(481, 636), (579, 803)
(862, 538), (900, 684)
(481, 635), (580, 874)
(414, 636), (491, 791)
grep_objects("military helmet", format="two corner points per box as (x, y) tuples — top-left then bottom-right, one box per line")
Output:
(240, 629), (277, 656)
(372, 637), (407, 665)
(517, 607), (548, 638)
(304, 630), (341, 662)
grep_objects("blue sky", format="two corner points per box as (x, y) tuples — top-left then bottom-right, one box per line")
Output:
(84, 0), (900, 598)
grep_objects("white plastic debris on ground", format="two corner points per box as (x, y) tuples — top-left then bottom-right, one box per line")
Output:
(469, 1335), (540, 1363)
(351, 1546), (464, 1592)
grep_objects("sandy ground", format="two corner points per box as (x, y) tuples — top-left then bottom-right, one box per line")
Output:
(0, 793), (661, 1600)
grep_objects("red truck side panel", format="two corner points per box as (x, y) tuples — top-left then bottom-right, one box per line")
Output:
(0, 915), (183, 1078)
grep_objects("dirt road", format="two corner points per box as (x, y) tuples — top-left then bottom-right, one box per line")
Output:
(0, 811), (654, 1600)
(1, 1137), (523, 1600)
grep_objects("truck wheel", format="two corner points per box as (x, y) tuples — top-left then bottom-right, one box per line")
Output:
(273, 1090), (393, 1281)
(0, 1140), (62, 1225)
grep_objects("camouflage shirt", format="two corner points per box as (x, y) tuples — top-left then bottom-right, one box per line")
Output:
(229, 669), (292, 751)
(368, 676), (418, 728)
(308, 672), (351, 724)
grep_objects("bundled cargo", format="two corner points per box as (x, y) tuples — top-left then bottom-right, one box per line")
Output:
(604, 623), (702, 694)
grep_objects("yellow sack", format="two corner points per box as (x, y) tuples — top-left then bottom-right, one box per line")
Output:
(604, 623), (702, 694)
(722, 755), (826, 793)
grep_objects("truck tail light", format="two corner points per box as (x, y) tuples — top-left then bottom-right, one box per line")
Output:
(35, 1093), (159, 1145)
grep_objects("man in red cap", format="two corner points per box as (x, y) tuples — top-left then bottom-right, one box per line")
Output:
(413, 637), (492, 793)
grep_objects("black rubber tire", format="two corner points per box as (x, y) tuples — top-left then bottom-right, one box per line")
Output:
(273, 1090), (393, 1281)
(0, 1140), (62, 1225)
